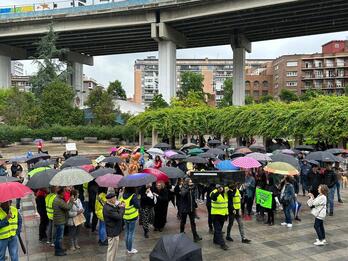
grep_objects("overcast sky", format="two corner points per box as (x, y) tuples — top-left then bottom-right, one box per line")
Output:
(4, 1), (348, 98)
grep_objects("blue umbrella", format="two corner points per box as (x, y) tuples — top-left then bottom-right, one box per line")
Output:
(216, 160), (239, 171)
(117, 173), (156, 188)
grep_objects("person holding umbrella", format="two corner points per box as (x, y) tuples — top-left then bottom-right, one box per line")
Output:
(323, 163), (337, 216)
(0, 200), (22, 261)
(45, 186), (57, 246)
(279, 176), (296, 228)
(210, 184), (229, 250)
(179, 178), (202, 242)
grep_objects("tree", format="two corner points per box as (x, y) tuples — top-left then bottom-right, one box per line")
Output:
(344, 84), (348, 96)
(86, 86), (115, 125)
(245, 95), (254, 105)
(279, 89), (298, 103)
(218, 78), (233, 107)
(171, 91), (207, 108)
(299, 89), (323, 101)
(30, 24), (68, 96)
(107, 80), (127, 100)
(41, 80), (82, 125)
(178, 71), (204, 99)
(0, 89), (11, 114)
(259, 94), (274, 103)
(2, 87), (43, 128)
(147, 94), (169, 110)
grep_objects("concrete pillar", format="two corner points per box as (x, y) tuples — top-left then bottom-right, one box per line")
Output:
(231, 34), (251, 106)
(0, 55), (11, 88)
(71, 62), (84, 107)
(152, 128), (158, 147)
(138, 131), (145, 146)
(232, 48), (246, 106)
(158, 40), (177, 103)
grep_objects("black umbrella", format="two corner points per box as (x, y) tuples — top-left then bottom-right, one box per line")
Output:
(206, 148), (225, 156)
(154, 143), (171, 150)
(90, 168), (115, 178)
(25, 153), (50, 164)
(0, 176), (20, 183)
(26, 169), (59, 189)
(150, 233), (202, 261)
(325, 148), (345, 155)
(180, 143), (199, 151)
(270, 153), (300, 170)
(61, 156), (92, 169)
(169, 154), (187, 160)
(217, 144), (228, 150)
(33, 159), (54, 169)
(185, 156), (208, 164)
(208, 139), (221, 145)
(249, 144), (266, 153)
(306, 151), (337, 163)
(230, 152), (245, 160)
(117, 173), (156, 188)
(101, 157), (123, 164)
(295, 145), (314, 151)
(198, 153), (216, 159)
(159, 167), (185, 179)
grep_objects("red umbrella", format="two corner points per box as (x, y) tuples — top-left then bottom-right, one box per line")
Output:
(0, 182), (32, 203)
(143, 168), (169, 183)
(79, 164), (95, 173)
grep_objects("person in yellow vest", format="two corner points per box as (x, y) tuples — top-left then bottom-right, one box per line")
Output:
(95, 187), (108, 246)
(0, 200), (22, 261)
(210, 184), (229, 250)
(119, 187), (140, 255)
(45, 186), (57, 246)
(225, 183), (251, 244)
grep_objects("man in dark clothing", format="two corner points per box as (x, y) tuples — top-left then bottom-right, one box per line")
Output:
(307, 163), (322, 198)
(205, 183), (215, 234)
(10, 162), (23, 178)
(300, 160), (311, 195)
(324, 163), (338, 216)
(179, 178), (202, 242)
(88, 180), (99, 232)
(103, 192), (125, 261)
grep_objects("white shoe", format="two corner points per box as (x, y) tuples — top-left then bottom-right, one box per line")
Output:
(314, 240), (325, 246)
(128, 249), (138, 254)
(317, 239), (327, 244)
(281, 222), (287, 226)
(287, 224), (293, 228)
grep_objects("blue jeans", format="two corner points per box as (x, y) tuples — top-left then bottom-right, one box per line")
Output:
(125, 219), (137, 251)
(0, 236), (19, 261)
(328, 186), (335, 213)
(336, 181), (342, 201)
(99, 221), (107, 242)
(283, 204), (292, 224)
(300, 175), (307, 194)
(54, 224), (65, 253)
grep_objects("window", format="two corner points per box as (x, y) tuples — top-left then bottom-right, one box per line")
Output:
(245, 81), (251, 88)
(262, 81), (269, 88)
(287, 71), (297, 77)
(275, 65), (279, 70)
(335, 43), (340, 48)
(245, 90), (250, 96)
(253, 90), (259, 97)
(286, 81), (298, 87)
(262, 91), (268, 96)
(253, 81), (260, 89)
(287, 61), (298, 67)
(304, 62), (312, 68)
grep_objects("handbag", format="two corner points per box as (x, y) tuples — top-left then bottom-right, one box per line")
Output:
(73, 213), (86, 226)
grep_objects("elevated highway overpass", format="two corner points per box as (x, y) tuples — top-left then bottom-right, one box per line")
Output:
(0, 0), (347, 104)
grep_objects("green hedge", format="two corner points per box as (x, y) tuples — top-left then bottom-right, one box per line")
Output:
(0, 125), (137, 143)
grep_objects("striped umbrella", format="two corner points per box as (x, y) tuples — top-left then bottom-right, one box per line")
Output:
(232, 157), (261, 169)
(264, 162), (299, 176)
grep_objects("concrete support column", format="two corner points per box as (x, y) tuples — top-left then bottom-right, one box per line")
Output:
(232, 48), (246, 106)
(158, 40), (177, 103)
(138, 131), (145, 146)
(0, 55), (11, 88)
(231, 34), (251, 106)
(152, 128), (158, 147)
(71, 62), (84, 106)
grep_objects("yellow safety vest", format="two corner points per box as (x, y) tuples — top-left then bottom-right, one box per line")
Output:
(0, 206), (18, 240)
(119, 194), (139, 220)
(210, 189), (229, 216)
(233, 189), (241, 210)
(95, 193), (106, 221)
(45, 193), (57, 220)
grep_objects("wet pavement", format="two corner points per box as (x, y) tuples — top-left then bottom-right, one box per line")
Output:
(19, 188), (348, 261)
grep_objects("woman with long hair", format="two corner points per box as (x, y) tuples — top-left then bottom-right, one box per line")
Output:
(307, 184), (329, 246)
(153, 182), (169, 232)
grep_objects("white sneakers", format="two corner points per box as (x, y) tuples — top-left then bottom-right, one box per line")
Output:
(281, 222), (293, 228)
(314, 239), (327, 246)
(127, 249), (138, 254)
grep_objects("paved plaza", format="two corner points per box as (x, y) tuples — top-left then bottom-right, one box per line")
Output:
(19, 189), (348, 261)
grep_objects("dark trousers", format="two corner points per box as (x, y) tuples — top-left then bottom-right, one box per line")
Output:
(206, 205), (213, 230)
(91, 211), (98, 232)
(54, 224), (65, 254)
(36, 197), (48, 241)
(83, 201), (90, 227)
(180, 211), (198, 237)
(212, 215), (226, 246)
(246, 196), (254, 215)
(314, 218), (325, 241)
(267, 209), (274, 224)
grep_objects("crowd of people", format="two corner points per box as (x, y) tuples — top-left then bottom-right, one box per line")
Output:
(0, 143), (347, 260)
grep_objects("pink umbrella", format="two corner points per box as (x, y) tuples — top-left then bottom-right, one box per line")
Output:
(79, 164), (95, 173)
(143, 168), (169, 183)
(0, 182), (32, 202)
(232, 157), (261, 169)
(96, 174), (123, 188)
(164, 150), (178, 158)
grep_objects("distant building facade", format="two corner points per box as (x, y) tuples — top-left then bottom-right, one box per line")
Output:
(11, 61), (24, 76)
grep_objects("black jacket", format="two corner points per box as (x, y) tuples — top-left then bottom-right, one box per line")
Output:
(103, 203), (125, 237)
(140, 186), (155, 208)
(324, 169), (337, 188)
(180, 185), (197, 213)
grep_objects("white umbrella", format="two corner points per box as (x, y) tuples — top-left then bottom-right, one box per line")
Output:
(147, 148), (164, 155)
(50, 167), (93, 186)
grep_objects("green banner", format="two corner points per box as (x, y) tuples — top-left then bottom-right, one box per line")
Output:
(256, 188), (272, 209)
